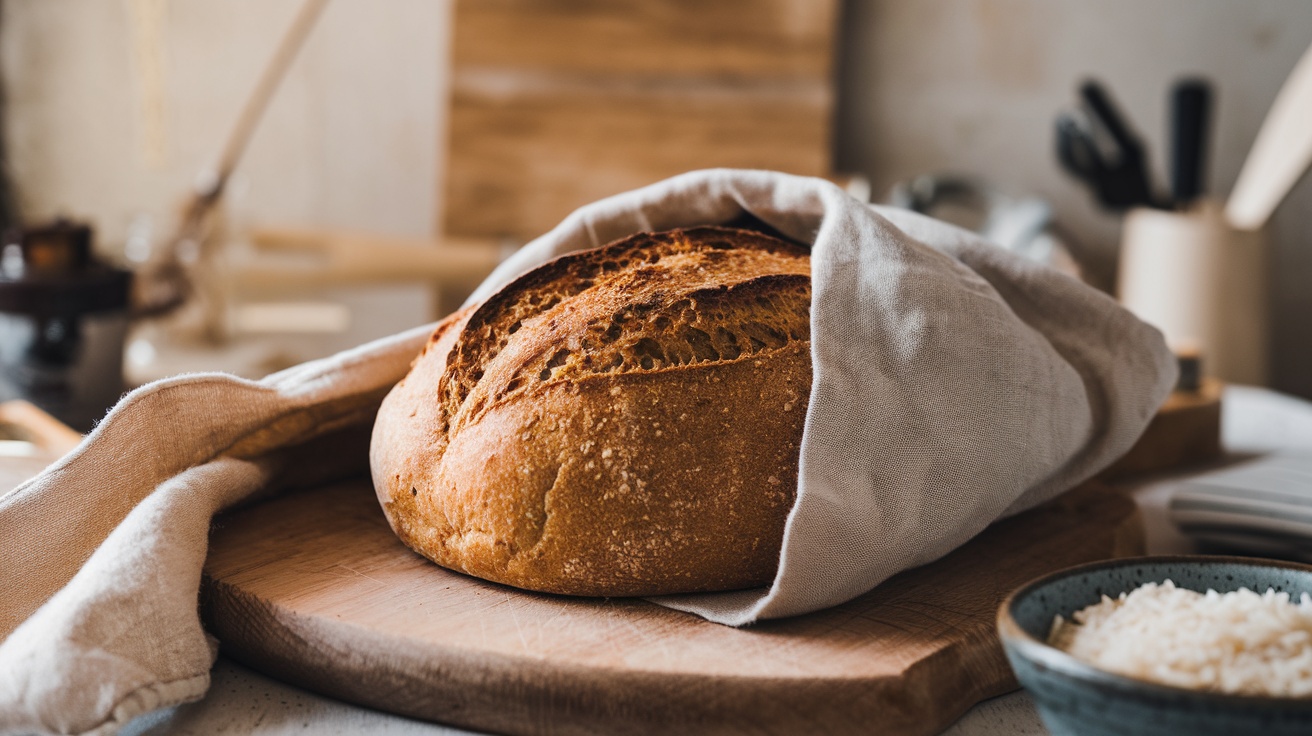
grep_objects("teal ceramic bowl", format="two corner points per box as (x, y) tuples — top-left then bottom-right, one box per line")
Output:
(997, 555), (1312, 736)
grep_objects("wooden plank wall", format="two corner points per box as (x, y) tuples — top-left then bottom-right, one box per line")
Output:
(444, 0), (839, 240)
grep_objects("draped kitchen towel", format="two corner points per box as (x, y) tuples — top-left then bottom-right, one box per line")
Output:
(0, 169), (1175, 735)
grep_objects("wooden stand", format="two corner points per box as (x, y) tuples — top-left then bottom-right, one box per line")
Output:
(1102, 378), (1224, 480)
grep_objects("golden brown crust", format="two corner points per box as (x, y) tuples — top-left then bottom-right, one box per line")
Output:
(370, 227), (812, 596)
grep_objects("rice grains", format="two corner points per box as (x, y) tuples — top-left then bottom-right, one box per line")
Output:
(1048, 580), (1312, 697)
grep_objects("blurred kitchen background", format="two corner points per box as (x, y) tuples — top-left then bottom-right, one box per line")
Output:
(1, 0), (1310, 429)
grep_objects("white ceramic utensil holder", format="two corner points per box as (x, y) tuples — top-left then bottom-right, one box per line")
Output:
(1118, 203), (1269, 386)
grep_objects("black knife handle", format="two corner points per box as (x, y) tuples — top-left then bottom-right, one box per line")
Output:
(1079, 79), (1156, 208)
(1080, 80), (1141, 154)
(1171, 78), (1213, 207)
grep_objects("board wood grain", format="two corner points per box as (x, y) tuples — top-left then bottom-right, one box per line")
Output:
(202, 479), (1142, 735)
(452, 0), (837, 79)
(442, 0), (838, 240)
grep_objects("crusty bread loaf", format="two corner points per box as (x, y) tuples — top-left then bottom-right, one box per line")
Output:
(370, 226), (812, 596)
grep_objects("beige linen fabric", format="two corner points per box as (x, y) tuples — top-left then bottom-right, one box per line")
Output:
(0, 326), (432, 735)
(466, 169), (1176, 623)
(0, 170), (1174, 734)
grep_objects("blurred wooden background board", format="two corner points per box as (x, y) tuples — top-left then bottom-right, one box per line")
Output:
(202, 479), (1141, 736)
(444, 0), (839, 240)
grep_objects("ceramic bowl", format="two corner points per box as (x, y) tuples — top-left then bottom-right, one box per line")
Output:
(997, 555), (1312, 736)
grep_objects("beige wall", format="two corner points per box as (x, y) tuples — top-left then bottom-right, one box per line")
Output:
(3, 0), (1311, 395)
(837, 0), (1312, 397)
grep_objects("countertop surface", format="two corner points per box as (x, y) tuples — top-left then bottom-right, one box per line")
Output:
(101, 385), (1312, 735)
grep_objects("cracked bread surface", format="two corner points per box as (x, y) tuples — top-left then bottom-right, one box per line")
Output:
(370, 226), (813, 596)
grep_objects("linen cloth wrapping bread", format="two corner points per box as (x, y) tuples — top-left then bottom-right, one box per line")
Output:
(0, 169), (1175, 735)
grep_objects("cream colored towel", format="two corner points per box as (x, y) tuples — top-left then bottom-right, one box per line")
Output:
(0, 329), (431, 735)
(0, 170), (1174, 735)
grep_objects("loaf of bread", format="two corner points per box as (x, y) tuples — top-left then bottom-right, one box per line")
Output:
(370, 226), (812, 596)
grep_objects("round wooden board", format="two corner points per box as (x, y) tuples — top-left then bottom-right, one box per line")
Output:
(202, 479), (1142, 736)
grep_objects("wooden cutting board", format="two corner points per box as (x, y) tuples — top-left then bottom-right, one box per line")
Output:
(201, 479), (1141, 735)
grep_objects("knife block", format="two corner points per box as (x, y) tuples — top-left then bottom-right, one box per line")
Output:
(1117, 202), (1269, 385)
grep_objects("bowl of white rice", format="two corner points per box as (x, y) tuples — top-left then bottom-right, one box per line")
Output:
(997, 556), (1312, 736)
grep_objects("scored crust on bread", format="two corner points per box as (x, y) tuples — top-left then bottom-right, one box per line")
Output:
(370, 226), (813, 596)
